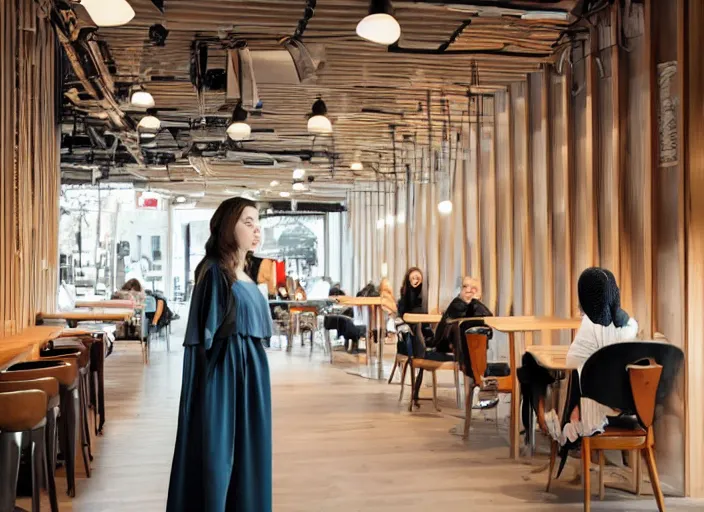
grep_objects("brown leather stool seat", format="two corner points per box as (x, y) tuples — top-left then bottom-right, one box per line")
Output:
(0, 390), (50, 512)
(0, 378), (60, 512)
(1, 360), (81, 497)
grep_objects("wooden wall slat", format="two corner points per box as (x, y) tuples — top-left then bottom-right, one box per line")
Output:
(1, 0), (59, 337)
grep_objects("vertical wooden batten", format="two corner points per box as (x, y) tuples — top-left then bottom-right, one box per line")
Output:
(685, 0), (704, 497)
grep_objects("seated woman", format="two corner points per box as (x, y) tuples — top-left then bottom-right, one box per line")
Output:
(408, 276), (493, 405)
(112, 278), (146, 339)
(544, 267), (639, 449)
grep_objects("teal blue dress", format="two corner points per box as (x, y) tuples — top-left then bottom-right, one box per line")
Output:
(167, 261), (273, 512)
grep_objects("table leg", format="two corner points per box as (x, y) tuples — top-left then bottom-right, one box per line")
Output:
(510, 332), (520, 459)
(377, 306), (384, 380)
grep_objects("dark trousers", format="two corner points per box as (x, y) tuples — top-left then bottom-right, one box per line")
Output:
(517, 352), (555, 444)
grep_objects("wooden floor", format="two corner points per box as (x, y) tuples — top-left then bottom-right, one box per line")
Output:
(18, 327), (704, 511)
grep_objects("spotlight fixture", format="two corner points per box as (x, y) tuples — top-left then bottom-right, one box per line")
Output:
(307, 98), (332, 134)
(79, 0), (135, 27)
(356, 0), (401, 46)
(270, 180), (280, 187)
(350, 161), (364, 171)
(292, 168), (306, 180)
(130, 89), (155, 109)
(280, 191), (291, 198)
(226, 102), (251, 141)
(293, 182), (307, 192)
(149, 23), (169, 46)
(175, 196), (186, 203)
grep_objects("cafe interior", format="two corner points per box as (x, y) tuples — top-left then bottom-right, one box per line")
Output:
(2, 0), (704, 510)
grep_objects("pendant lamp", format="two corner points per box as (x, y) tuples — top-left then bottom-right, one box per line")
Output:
(307, 98), (332, 134)
(130, 90), (155, 109)
(80, 0), (135, 27)
(138, 109), (161, 132)
(356, 0), (401, 46)
(226, 102), (251, 141)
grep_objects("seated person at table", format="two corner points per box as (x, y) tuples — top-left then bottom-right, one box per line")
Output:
(395, 267), (434, 343)
(409, 276), (493, 404)
(112, 278), (145, 306)
(543, 267), (639, 448)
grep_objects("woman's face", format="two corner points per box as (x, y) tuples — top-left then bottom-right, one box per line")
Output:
(460, 277), (480, 303)
(235, 206), (261, 253)
(409, 270), (423, 289)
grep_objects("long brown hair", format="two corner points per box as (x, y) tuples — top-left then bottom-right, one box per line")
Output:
(196, 197), (257, 284)
(400, 266), (423, 297)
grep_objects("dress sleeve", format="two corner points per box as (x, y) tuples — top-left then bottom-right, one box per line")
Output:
(183, 262), (228, 351)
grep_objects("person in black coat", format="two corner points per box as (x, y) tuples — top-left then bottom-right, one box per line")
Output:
(408, 276), (493, 405)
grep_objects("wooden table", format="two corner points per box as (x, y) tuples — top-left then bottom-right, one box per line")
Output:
(334, 296), (385, 379)
(75, 299), (135, 309)
(525, 345), (573, 371)
(38, 308), (134, 325)
(447, 316), (581, 458)
(484, 316), (581, 459)
(403, 313), (443, 324)
(0, 326), (65, 370)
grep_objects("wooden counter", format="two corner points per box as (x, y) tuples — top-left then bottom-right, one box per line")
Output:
(0, 326), (65, 370)
(39, 309), (134, 322)
(75, 299), (135, 309)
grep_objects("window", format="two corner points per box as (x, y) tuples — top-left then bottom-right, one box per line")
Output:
(151, 235), (161, 261)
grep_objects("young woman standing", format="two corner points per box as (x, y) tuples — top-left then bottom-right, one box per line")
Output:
(167, 197), (273, 512)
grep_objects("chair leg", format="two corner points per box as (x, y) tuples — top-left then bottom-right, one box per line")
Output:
(398, 361), (408, 402)
(45, 410), (59, 512)
(0, 431), (22, 512)
(388, 360), (398, 384)
(453, 367), (461, 409)
(431, 371), (440, 412)
(644, 446), (666, 512)
(635, 449), (643, 495)
(598, 450), (605, 500)
(408, 366), (416, 412)
(463, 377), (474, 440)
(583, 437), (591, 512)
(31, 426), (46, 512)
(546, 440), (557, 492)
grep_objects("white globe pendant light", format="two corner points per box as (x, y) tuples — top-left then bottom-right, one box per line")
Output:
(307, 98), (332, 135)
(130, 90), (155, 109)
(80, 0), (135, 27)
(350, 161), (363, 171)
(356, 0), (401, 46)
(226, 102), (251, 141)
(437, 200), (453, 215)
(138, 109), (161, 132)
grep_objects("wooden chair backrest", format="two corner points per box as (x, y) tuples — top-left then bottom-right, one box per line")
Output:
(152, 299), (165, 327)
(465, 331), (488, 386)
(627, 358), (663, 429)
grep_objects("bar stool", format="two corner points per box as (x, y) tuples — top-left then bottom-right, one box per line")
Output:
(55, 333), (107, 434)
(39, 347), (92, 478)
(0, 378), (60, 512)
(1, 360), (79, 497)
(0, 389), (49, 512)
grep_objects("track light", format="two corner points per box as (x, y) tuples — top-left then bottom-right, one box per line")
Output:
(292, 168), (306, 180)
(79, 0), (135, 27)
(307, 98), (332, 134)
(226, 102), (251, 141)
(356, 0), (401, 46)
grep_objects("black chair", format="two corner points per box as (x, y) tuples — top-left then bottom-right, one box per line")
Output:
(546, 341), (684, 512)
(323, 315), (366, 360)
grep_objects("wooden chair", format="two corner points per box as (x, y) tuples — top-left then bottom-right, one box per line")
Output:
(463, 327), (512, 440)
(394, 330), (460, 412)
(545, 342), (683, 512)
